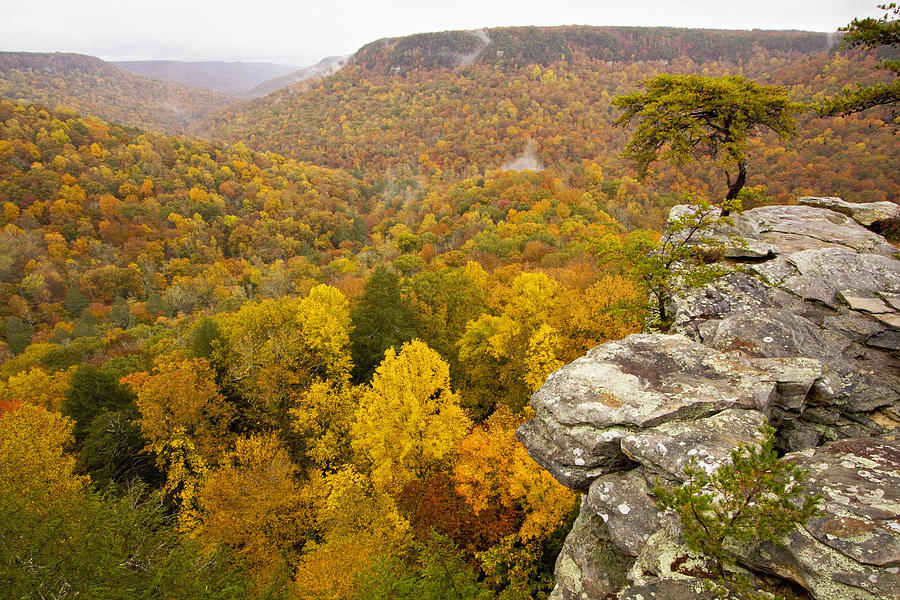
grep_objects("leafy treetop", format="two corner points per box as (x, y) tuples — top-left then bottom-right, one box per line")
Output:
(614, 74), (800, 202)
(820, 3), (899, 125)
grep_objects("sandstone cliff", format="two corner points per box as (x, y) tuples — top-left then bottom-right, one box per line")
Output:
(518, 200), (900, 599)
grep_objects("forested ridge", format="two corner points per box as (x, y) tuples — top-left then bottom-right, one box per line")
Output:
(0, 21), (897, 599)
(208, 28), (898, 212)
(0, 52), (237, 134)
(351, 26), (833, 73)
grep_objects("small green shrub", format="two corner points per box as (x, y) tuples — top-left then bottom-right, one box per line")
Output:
(653, 425), (821, 597)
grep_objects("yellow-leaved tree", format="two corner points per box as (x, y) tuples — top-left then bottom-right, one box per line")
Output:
(0, 403), (86, 507)
(352, 340), (470, 496)
(215, 284), (352, 429)
(197, 433), (317, 589)
(523, 324), (563, 393)
(0, 366), (73, 412)
(124, 352), (234, 464)
(458, 271), (563, 413)
(294, 466), (412, 600)
(454, 406), (577, 593)
(156, 427), (208, 532)
(289, 380), (360, 471)
(123, 353), (233, 532)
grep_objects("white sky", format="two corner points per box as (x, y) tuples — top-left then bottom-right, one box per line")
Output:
(0, 0), (885, 66)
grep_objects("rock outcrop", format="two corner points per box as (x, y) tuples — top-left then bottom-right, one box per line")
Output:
(519, 200), (900, 599)
(797, 196), (900, 237)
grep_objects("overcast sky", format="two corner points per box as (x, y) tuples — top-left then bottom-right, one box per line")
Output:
(0, 0), (885, 66)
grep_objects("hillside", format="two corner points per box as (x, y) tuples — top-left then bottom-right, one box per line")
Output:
(247, 55), (350, 98)
(0, 96), (640, 391)
(0, 96), (646, 597)
(205, 26), (898, 220)
(113, 60), (298, 96)
(0, 52), (236, 134)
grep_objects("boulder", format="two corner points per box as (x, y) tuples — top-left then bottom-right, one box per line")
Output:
(747, 358), (822, 412)
(731, 205), (897, 257)
(517, 334), (776, 490)
(670, 271), (816, 341)
(617, 578), (723, 600)
(699, 308), (845, 359)
(521, 203), (900, 599)
(664, 208), (900, 451)
(738, 438), (900, 599)
(549, 503), (631, 600)
(799, 438), (900, 568)
(797, 196), (900, 236)
(626, 528), (715, 587)
(585, 468), (666, 556)
(756, 247), (900, 310)
(837, 290), (893, 314)
(619, 409), (766, 481)
(667, 203), (898, 257)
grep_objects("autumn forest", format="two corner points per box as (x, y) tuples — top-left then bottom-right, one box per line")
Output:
(0, 21), (897, 600)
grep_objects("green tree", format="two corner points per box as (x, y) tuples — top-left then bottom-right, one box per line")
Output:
(629, 197), (732, 326)
(191, 316), (223, 359)
(77, 407), (161, 489)
(63, 365), (137, 442)
(351, 534), (493, 600)
(4, 316), (32, 355)
(350, 265), (416, 383)
(406, 266), (486, 387)
(820, 3), (899, 125)
(109, 295), (135, 328)
(653, 425), (821, 595)
(0, 403), (250, 599)
(64, 285), (88, 316)
(613, 74), (799, 202)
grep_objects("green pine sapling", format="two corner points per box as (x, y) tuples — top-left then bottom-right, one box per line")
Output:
(653, 425), (822, 597)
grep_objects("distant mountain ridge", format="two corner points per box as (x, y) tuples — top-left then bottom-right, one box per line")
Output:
(351, 25), (837, 74)
(0, 51), (235, 134)
(112, 60), (298, 96)
(206, 25), (849, 173)
(0, 52), (108, 72)
(204, 24), (897, 209)
(247, 55), (350, 98)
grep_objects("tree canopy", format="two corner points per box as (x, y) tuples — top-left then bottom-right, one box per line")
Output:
(613, 74), (799, 202)
(820, 3), (899, 125)
(352, 340), (470, 495)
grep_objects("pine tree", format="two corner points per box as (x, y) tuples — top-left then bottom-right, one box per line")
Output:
(350, 265), (416, 383)
(653, 425), (821, 596)
(614, 74), (799, 202)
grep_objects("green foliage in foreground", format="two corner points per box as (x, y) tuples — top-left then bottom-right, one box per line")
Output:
(0, 484), (252, 600)
(653, 425), (822, 598)
(630, 195), (734, 326)
(351, 534), (493, 600)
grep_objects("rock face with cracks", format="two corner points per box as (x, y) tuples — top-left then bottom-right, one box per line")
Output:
(518, 200), (900, 599)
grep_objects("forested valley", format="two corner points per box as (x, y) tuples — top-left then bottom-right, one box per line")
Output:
(0, 22), (897, 599)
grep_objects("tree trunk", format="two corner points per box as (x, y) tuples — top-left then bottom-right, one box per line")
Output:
(725, 161), (747, 201)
